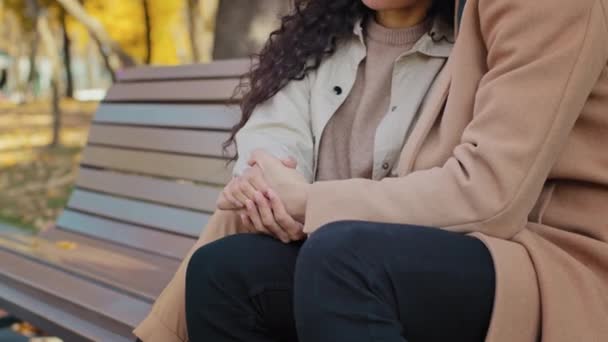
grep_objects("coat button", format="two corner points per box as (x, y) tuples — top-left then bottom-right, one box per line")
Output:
(382, 162), (390, 170)
(333, 86), (342, 95)
(391, 106), (398, 112)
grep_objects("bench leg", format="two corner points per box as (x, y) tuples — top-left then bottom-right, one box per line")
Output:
(134, 210), (251, 342)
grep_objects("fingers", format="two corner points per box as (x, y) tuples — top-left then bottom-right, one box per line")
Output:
(253, 192), (292, 243)
(247, 166), (270, 193)
(233, 178), (257, 204)
(217, 180), (243, 210)
(248, 197), (290, 243)
(267, 189), (305, 241)
(238, 210), (256, 233)
(281, 157), (298, 169)
(245, 199), (286, 240)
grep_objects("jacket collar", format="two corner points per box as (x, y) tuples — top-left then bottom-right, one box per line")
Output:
(352, 15), (453, 58)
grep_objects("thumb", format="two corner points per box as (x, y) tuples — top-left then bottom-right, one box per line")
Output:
(281, 157), (298, 169)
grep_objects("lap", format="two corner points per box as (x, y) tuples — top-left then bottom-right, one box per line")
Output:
(187, 222), (495, 341)
(297, 221), (495, 341)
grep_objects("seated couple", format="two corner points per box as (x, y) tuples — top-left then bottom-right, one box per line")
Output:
(135, 0), (608, 341)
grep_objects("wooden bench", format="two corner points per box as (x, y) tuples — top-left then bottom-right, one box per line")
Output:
(0, 59), (248, 341)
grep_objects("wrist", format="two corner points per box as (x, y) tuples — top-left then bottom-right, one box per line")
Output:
(295, 183), (310, 222)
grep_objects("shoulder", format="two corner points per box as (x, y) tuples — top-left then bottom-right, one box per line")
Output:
(476, 0), (598, 19)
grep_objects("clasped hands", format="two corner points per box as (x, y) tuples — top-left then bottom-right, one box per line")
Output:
(216, 150), (310, 243)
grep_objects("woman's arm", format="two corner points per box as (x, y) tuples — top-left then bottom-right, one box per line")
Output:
(233, 72), (315, 182)
(267, 0), (608, 239)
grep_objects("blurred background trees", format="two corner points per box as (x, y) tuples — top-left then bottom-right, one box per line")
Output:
(0, 0), (288, 231)
(0, 0), (288, 101)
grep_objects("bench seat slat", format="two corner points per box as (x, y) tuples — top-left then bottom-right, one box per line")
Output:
(93, 103), (240, 130)
(0, 279), (133, 342)
(81, 146), (232, 185)
(76, 168), (222, 213)
(88, 125), (233, 158)
(67, 189), (209, 237)
(56, 210), (194, 259)
(104, 79), (241, 102)
(0, 247), (149, 337)
(0, 229), (179, 302)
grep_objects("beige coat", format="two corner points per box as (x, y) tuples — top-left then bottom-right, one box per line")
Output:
(304, 0), (608, 341)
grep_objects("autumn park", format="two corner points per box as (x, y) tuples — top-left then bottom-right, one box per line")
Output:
(0, 0), (287, 340)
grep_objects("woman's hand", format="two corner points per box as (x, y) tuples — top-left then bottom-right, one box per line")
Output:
(249, 150), (310, 222)
(239, 189), (306, 243)
(217, 155), (304, 242)
(217, 157), (297, 210)
(217, 166), (268, 210)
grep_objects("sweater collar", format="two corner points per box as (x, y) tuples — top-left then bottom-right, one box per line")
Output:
(353, 15), (453, 58)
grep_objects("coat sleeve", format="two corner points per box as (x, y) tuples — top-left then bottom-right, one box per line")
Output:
(234, 74), (315, 182)
(304, 0), (608, 238)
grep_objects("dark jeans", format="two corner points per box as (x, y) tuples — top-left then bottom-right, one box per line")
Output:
(185, 221), (495, 342)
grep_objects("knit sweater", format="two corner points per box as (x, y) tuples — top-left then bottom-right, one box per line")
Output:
(317, 17), (431, 180)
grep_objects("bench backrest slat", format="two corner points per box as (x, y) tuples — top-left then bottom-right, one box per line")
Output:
(93, 104), (241, 130)
(76, 169), (220, 213)
(56, 210), (193, 259)
(105, 79), (241, 103)
(80, 146), (232, 185)
(67, 189), (210, 237)
(88, 125), (232, 158)
(117, 59), (250, 82)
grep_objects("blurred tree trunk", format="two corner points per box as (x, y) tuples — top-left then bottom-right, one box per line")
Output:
(38, 13), (62, 147)
(28, 0), (63, 146)
(27, 31), (39, 98)
(60, 9), (74, 98)
(213, 0), (289, 59)
(55, 0), (136, 73)
(187, 0), (202, 63)
(142, 0), (152, 64)
(27, 32), (38, 84)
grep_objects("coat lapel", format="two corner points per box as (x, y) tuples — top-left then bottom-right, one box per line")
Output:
(397, 58), (452, 175)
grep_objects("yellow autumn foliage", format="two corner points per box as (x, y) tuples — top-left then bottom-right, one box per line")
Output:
(67, 0), (218, 65)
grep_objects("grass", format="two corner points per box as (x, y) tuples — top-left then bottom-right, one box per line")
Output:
(0, 145), (83, 232)
(0, 98), (94, 232)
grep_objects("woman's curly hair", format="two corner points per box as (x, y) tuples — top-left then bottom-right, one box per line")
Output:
(226, 0), (454, 153)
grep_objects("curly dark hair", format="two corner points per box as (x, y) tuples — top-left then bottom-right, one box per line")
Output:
(225, 0), (454, 153)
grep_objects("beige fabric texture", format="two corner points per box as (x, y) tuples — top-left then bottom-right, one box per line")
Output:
(305, 0), (608, 341)
(317, 17), (429, 180)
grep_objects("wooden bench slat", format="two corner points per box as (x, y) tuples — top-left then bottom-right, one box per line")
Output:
(88, 125), (234, 158)
(76, 168), (221, 213)
(104, 79), (241, 102)
(117, 59), (249, 82)
(81, 146), (232, 185)
(57, 209), (194, 259)
(93, 103), (240, 130)
(0, 229), (178, 302)
(0, 280), (133, 342)
(67, 189), (209, 237)
(0, 247), (149, 337)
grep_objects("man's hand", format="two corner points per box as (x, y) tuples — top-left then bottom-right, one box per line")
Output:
(249, 150), (310, 222)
